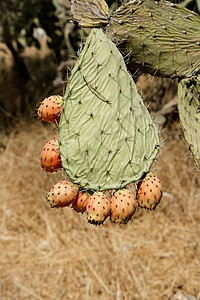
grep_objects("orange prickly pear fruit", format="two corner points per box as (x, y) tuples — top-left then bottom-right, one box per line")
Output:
(110, 189), (137, 224)
(47, 180), (79, 208)
(38, 95), (63, 123)
(136, 172), (162, 210)
(40, 138), (62, 172)
(72, 191), (88, 213)
(86, 192), (110, 225)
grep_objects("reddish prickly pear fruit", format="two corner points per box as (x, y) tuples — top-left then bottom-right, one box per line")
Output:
(38, 95), (63, 123)
(86, 192), (110, 225)
(47, 180), (79, 208)
(72, 191), (88, 213)
(40, 138), (62, 172)
(110, 189), (137, 224)
(136, 172), (162, 210)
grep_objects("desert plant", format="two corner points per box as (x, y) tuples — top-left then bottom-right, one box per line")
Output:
(71, 0), (200, 169)
(37, 0), (199, 226)
(38, 29), (162, 225)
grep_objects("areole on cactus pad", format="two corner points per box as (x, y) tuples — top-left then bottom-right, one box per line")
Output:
(59, 28), (159, 191)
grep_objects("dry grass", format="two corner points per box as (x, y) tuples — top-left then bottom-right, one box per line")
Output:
(0, 119), (199, 300)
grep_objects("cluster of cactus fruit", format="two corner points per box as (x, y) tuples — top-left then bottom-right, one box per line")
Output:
(36, 0), (200, 226)
(36, 24), (164, 225)
(38, 93), (162, 225)
(34, 0), (200, 229)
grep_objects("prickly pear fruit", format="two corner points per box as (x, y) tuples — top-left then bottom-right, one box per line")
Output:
(40, 138), (62, 172)
(47, 180), (79, 208)
(72, 191), (88, 213)
(136, 172), (162, 210)
(38, 95), (63, 123)
(110, 189), (137, 224)
(86, 192), (110, 225)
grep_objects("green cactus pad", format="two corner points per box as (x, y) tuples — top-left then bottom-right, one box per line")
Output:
(59, 29), (159, 190)
(106, 0), (200, 78)
(178, 76), (200, 169)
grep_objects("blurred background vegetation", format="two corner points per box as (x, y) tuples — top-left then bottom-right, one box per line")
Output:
(0, 0), (199, 127)
(0, 0), (81, 125)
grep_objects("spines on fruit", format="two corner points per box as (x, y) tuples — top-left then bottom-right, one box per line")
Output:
(40, 138), (62, 172)
(86, 192), (110, 225)
(47, 180), (79, 208)
(72, 191), (89, 213)
(136, 172), (162, 210)
(38, 95), (63, 123)
(110, 189), (137, 224)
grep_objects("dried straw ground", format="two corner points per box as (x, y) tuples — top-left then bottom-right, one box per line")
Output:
(0, 119), (199, 300)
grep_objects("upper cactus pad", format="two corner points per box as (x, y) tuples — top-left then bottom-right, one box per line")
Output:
(59, 29), (159, 190)
(106, 0), (200, 78)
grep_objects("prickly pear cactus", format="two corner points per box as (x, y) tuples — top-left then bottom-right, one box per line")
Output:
(59, 29), (159, 191)
(177, 75), (200, 168)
